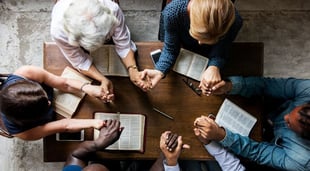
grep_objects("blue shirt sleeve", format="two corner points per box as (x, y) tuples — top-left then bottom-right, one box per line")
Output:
(62, 165), (83, 171)
(228, 76), (310, 102)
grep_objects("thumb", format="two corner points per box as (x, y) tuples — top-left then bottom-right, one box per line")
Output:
(182, 144), (190, 149)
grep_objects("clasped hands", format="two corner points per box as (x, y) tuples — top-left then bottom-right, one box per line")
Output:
(193, 115), (226, 144)
(160, 116), (225, 166)
(131, 66), (230, 95)
(130, 69), (164, 92)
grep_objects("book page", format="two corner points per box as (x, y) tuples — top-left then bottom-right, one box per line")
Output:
(53, 67), (92, 118)
(91, 46), (110, 75)
(173, 48), (208, 81)
(215, 99), (257, 136)
(53, 89), (80, 115)
(173, 49), (192, 75)
(91, 45), (128, 77)
(187, 54), (209, 81)
(94, 112), (145, 151)
(108, 47), (128, 77)
(118, 114), (145, 150)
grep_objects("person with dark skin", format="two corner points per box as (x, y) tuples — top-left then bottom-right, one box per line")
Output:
(62, 119), (123, 171)
(150, 131), (245, 171)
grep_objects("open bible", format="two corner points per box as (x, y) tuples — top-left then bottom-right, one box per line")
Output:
(53, 67), (92, 118)
(215, 99), (257, 136)
(94, 112), (146, 152)
(91, 45), (128, 77)
(173, 48), (209, 81)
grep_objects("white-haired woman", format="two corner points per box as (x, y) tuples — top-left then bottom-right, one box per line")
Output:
(51, 0), (151, 103)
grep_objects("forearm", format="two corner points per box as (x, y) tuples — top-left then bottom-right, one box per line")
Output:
(80, 64), (108, 83)
(149, 153), (165, 171)
(156, 23), (181, 74)
(65, 141), (97, 167)
(121, 49), (137, 69)
(54, 119), (103, 132)
(205, 141), (245, 171)
(227, 76), (299, 99)
(219, 128), (285, 168)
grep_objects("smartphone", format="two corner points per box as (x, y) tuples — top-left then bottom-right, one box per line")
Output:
(150, 49), (161, 65)
(56, 130), (85, 141)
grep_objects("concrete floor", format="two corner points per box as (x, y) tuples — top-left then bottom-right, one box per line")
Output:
(0, 0), (310, 170)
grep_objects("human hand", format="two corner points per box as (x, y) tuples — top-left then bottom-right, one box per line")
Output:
(199, 66), (221, 96)
(94, 119), (123, 150)
(92, 119), (106, 130)
(193, 115), (226, 142)
(141, 69), (164, 89)
(129, 69), (152, 91)
(160, 131), (190, 166)
(209, 80), (232, 95)
(100, 79), (114, 103)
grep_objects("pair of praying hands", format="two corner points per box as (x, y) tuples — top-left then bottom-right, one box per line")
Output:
(130, 69), (163, 91)
(134, 66), (232, 95)
(193, 115), (226, 144)
(159, 131), (190, 166)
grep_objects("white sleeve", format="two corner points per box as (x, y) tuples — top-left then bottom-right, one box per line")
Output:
(204, 141), (246, 171)
(110, 4), (137, 58)
(163, 160), (180, 171)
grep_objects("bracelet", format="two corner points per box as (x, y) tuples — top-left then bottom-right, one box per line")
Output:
(127, 65), (137, 71)
(80, 82), (90, 92)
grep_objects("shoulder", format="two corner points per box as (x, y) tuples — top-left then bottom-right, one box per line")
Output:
(100, 0), (121, 16)
(51, 0), (73, 37)
(13, 66), (47, 83)
(162, 0), (188, 20)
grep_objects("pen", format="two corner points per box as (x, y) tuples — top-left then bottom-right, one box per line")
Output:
(153, 107), (174, 120)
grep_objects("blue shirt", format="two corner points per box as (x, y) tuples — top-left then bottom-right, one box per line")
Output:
(156, 0), (243, 74)
(0, 74), (55, 135)
(62, 165), (82, 171)
(220, 76), (310, 171)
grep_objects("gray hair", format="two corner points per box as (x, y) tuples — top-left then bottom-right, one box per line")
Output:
(63, 0), (119, 51)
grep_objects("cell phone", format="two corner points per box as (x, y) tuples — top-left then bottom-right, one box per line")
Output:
(56, 130), (85, 141)
(150, 49), (161, 65)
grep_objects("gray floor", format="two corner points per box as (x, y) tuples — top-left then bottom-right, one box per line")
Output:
(0, 0), (310, 170)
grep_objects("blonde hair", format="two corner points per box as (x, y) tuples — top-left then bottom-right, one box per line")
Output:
(189, 0), (235, 45)
(63, 0), (119, 51)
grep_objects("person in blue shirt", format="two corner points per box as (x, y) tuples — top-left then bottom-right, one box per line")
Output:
(142, 0), (242, 94)
(194, 76), (310, 171)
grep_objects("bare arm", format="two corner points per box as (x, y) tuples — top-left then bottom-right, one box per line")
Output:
(64, 120), (122, 168)
(14, 66), (112, 101)
(13, 118), (105, 141)
(121, 49), (152, 91)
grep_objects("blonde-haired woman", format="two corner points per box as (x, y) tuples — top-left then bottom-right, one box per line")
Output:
(51, 0), (151, 102)
(143, 0), (242, 95)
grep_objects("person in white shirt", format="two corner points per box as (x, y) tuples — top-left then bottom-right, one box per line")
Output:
(150, 131), (246, 171)
(51, 0), (151, 103)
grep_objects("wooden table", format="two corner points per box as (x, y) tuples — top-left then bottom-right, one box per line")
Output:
(43, 41), (264, 162)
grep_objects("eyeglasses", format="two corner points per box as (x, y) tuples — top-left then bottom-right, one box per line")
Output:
(182, 78), (202, 96)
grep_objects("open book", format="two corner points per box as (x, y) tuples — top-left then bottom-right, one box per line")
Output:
(94, 112), (146, 152)
(91, 45), (128, 77)
(173, 48), (209, 81)
(53, 67), (92, 118)
(215, 99), (257, 136)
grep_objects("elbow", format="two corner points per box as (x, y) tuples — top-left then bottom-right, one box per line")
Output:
(14, 133), (43, 141)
